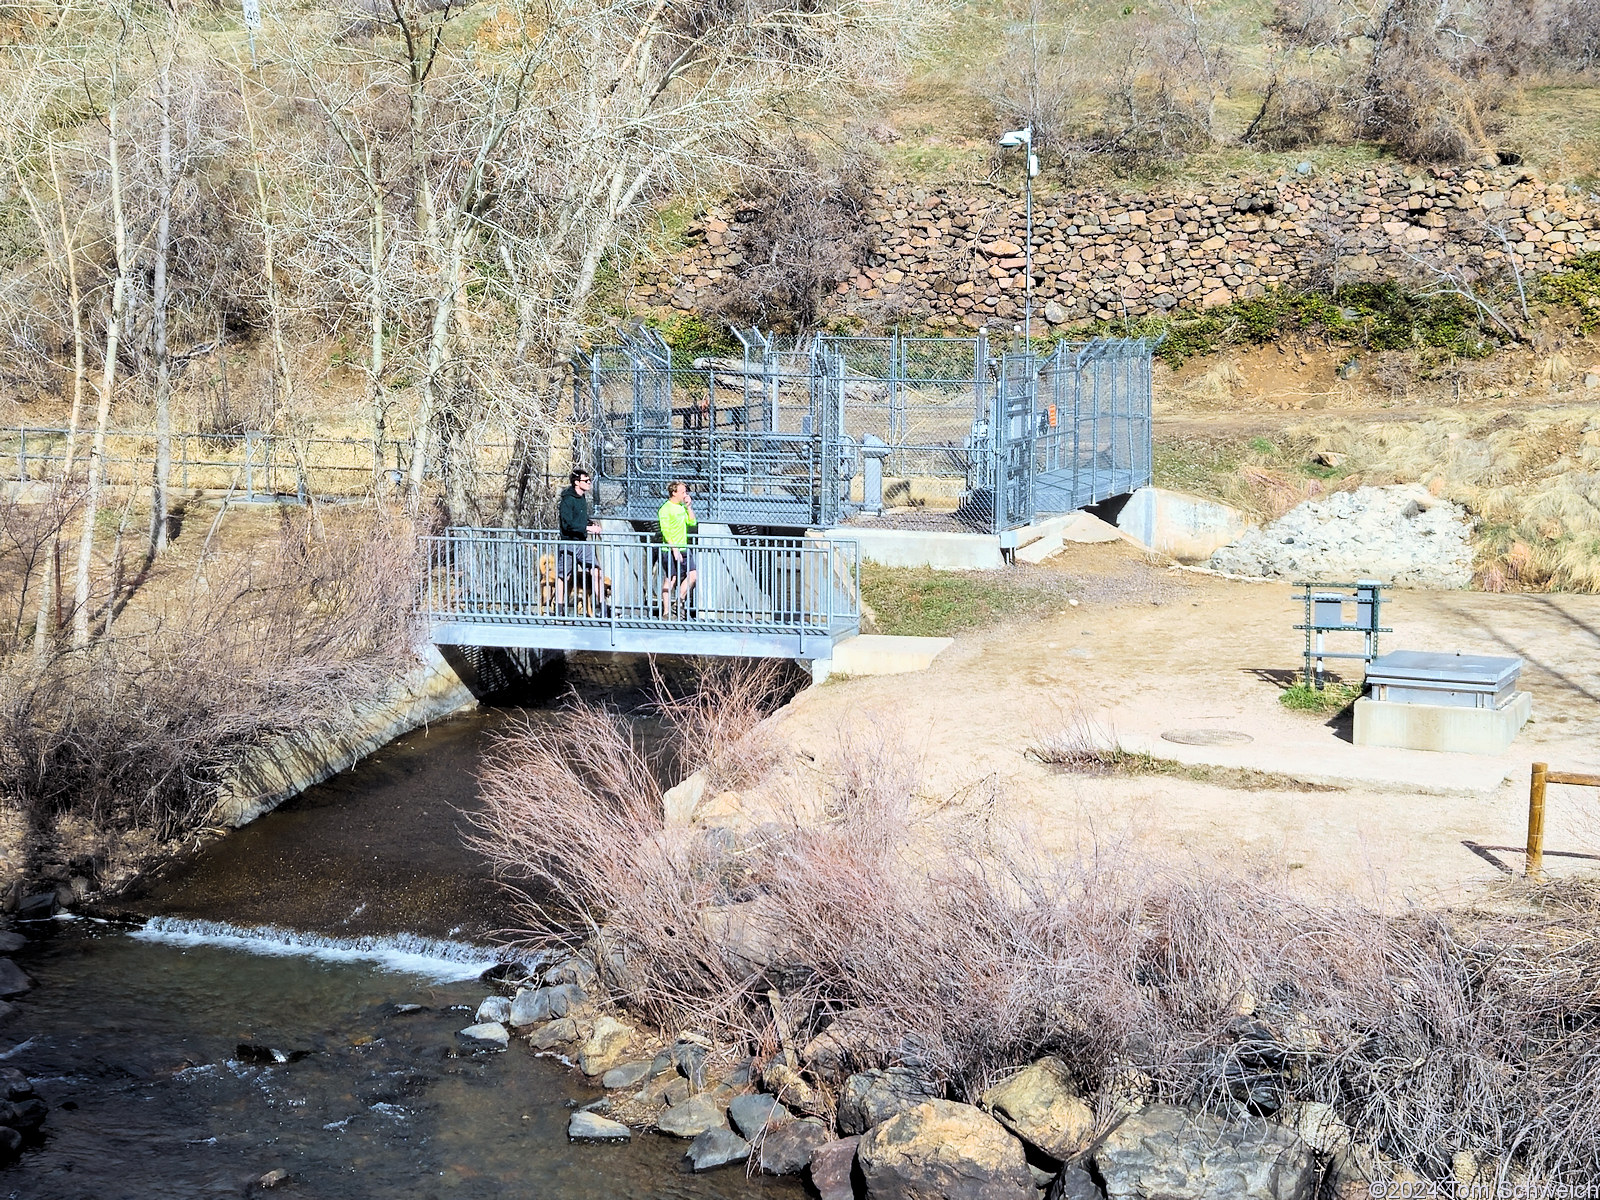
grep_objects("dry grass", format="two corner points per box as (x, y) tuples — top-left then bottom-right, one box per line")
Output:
(476, 692), (1600, 1185)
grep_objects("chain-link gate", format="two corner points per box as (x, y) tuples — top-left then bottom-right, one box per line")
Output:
(993, 353), (1038, 531)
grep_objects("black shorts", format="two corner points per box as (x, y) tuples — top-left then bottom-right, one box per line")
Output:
(557, 542), (598, 572)
(661, 547), (697, 581)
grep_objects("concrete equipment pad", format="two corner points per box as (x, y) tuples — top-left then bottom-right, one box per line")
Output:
(1354, 692), (1532, 755)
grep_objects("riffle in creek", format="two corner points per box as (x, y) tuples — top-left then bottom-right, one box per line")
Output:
(0, 656), (804, 1200)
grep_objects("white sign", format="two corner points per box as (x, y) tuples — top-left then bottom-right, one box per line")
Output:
(242, 0), (261, 30)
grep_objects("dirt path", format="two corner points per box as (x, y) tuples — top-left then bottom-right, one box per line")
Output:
(774, 545), (1600, 904)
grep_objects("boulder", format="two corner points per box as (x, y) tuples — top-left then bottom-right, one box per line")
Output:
(1092, 1105), (1316, 1200)
(456, 1022), (509, 1048)
(545, 955), (598, 989)
(729, 1092), (792, 1139)
(579, 1015), (635, 1075)
(528, 1017), (581, 1050)
(0, 1126), (19, 1164)
(1047, 1164), (1107, 1200)
(758, 1117), (832, 1175)
(569, 1110), (632, 1142)
(663, 770), (707, 825)
(0, 961), (30, 999)
(643, 1074), (691, 1107)
(672, 1041), (708, 1088)
(762, 1061), (829, 1117)
(657, 1094), (726, 1138)
(856, 1099), (1035, 1200)
(0, 933), (25, 954)
(475, 996), (511, 1025)
(685, 1126), (750, 1171)
(981, 1057), (1095, 1160)
(839, 1068), (940, 1136)
(802, 1009), (885, 1081)
(808, 1136), (862, 1200)
(508, 988), (547, 1027)
(601, 1060), (654, 1090)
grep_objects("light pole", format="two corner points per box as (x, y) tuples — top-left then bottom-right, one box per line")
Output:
(997, 127), (1038, 345)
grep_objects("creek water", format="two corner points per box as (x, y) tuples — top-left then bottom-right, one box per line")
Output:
(1, 662), (804, 1200)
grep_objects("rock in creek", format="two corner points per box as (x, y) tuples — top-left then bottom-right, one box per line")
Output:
(672, 1040), (708, 1088)
(529, 1018), (581, 1051)
(657, 1094), (726, 1138)
(981, 1056), (1095, 1160)
(1092, 1105), (1316, 1200)
(579, 1015), (635, 1076)
(758, 1117), (832, 1175)
(838, 1067), (941, 1136)
(0, 1098), (47, 1133)
(729, 1092), (792, 1139)
(235, 1044), (311, 1065)
(457, 1022), (509, 1049)
(475, 996), (511, 1025)
(808, 1136), (862, 1200)
(545, 955), (599, 990)
(569, 1110), (632, 1142)
(16, 893), (55, 922)
(0, 960), (30, 999)
(601, 1060), (654, 1090)
(0, 933), (25, 954)
(685, 1126), (750, 1171)
(857, 1099), (1035, 1200)
(0, 1069), (35, 1102)
(510, 983), (586, 1027)
(0, 1127), (22, 1164)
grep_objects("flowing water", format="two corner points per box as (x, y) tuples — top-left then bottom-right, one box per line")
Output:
(2, 661), (804, 1200)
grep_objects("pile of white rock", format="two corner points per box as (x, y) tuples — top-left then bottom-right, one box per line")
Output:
(1207, 484), (1474, 589)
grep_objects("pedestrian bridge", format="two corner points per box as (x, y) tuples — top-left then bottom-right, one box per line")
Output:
(421, 528), (861, 660)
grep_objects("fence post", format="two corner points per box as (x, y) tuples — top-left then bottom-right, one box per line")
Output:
(1526, 762), (1548, 878)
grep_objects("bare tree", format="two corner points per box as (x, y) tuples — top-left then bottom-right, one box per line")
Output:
(72, 31), (132, 649)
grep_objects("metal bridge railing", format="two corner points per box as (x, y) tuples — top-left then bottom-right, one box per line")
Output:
(421, 528), (861, 647)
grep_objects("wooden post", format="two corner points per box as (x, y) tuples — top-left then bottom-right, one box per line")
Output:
(1526, 762), (1548, 878)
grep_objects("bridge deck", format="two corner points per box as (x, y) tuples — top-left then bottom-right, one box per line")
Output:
(422, 529), (860, 661)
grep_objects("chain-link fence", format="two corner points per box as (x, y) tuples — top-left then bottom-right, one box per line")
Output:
(576, 327), (1156, 532)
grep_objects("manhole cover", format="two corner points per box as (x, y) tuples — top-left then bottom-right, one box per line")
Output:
(1160, 728), (1254, 746)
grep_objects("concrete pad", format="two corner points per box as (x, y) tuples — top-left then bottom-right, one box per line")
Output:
(1114, 487), (1252, 562)
(819, 527), (1004, 571)
(827, 634), (953, 676)
(1354, 692), (1532, 756)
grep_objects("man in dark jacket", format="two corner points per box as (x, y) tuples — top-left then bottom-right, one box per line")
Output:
(555, 469), (603, 611)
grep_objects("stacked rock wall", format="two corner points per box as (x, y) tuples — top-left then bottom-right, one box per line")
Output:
(636, 165), (1600, 329)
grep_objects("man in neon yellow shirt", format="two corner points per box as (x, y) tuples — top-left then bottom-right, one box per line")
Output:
(658, 481), (698, 618)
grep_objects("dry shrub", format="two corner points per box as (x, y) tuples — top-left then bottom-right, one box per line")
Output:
(717, 138), (878, 333)
(476, 710), (1600, 1181)
(650, 658), (797, 791)
(0, 504), (421, 851)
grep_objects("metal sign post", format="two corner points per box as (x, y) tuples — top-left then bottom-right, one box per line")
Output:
(1291, 580), (1391, 688)
(242, 0), (261, 69)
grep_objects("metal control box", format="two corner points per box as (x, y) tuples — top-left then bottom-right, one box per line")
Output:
(1365, 651), (1523, 710)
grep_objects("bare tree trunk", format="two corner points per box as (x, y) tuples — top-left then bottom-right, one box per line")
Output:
(73, 94), (129, 649)
(150, 55), (175, 554)
(33, 136), (87, 656)
(367, 149), (387, 481)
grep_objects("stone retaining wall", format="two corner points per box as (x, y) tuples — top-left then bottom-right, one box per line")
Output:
(636, 165), (1600, 329)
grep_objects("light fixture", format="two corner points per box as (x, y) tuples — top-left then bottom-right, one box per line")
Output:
(996, 126), (1037, 344)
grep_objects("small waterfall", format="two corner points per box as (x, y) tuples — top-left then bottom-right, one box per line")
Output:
(133, 917), (534, 983)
